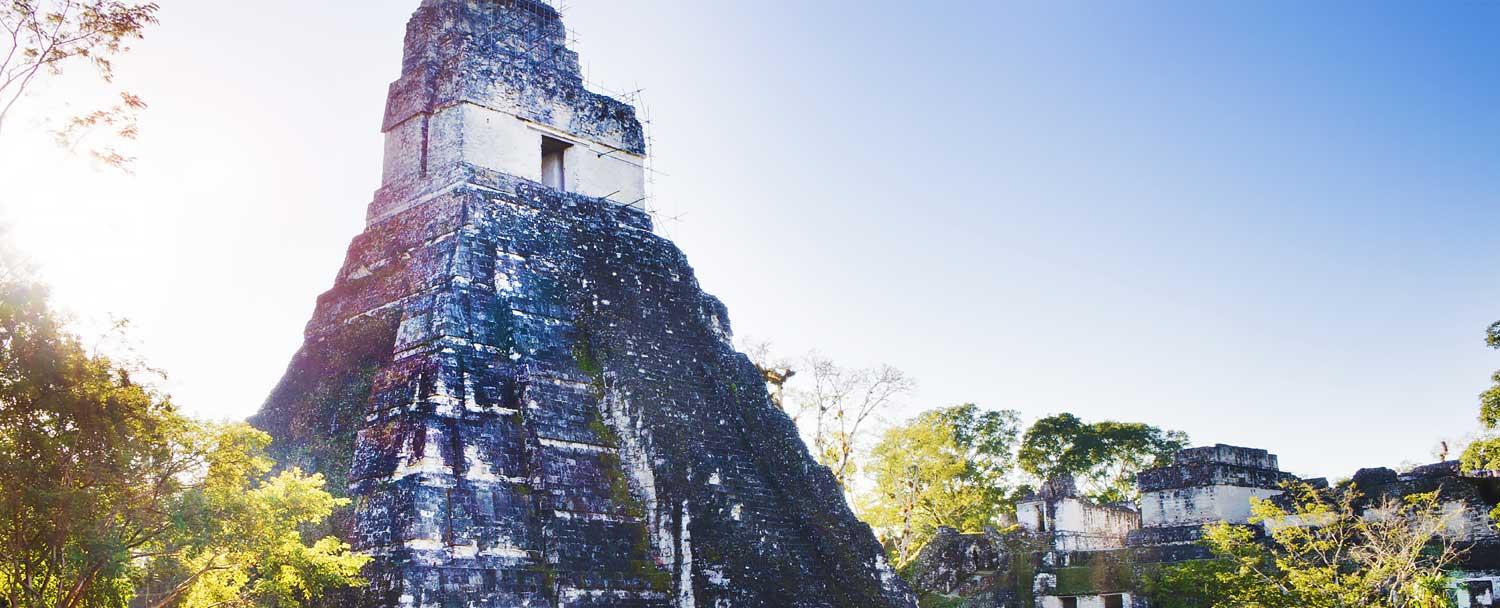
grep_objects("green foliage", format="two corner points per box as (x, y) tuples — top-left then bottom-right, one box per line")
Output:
(0, 253), (367, 608)
(860, 404), (1021, 565)
(1479, 372), (1500, 432)
(1005, 535), (1040, 607)
(1464, 321), (1500, 488)
(1139, 560), (1232, 608)
(572, 335), (609, 402)
(573, 339), (603, 378)
(1461, 438), (1500, 476)
(1052, 559), (1131, 596)
(0, 252), (185, 608)
(587, 410), (620, 448)
(154, 426), (370, 608)
(1017, 413), (1188, 503)
(1145, 483), (1460, 608)
(916, 592), (969, 608)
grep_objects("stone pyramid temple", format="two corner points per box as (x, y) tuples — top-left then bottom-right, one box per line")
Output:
(249, 1), (916, 606)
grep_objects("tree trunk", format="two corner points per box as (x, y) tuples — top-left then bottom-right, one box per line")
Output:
(56, 563), (102, 608)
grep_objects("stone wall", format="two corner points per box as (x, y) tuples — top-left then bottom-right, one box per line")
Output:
(1016, 477), (1139, 553)
(1126, 444), (1298, 565)
(905, 528), (1009, 599)
(1349, 461), (1500, 606)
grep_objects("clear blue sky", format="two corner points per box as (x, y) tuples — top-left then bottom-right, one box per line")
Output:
(1, 0), (1497, 480)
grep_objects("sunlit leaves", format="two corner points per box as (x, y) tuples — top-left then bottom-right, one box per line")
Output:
(861, 404), (1022, 565)
(53, 90), (146, 170)
(0, 251), (367, 608)
(168, 465), (369, 608)
(1145, 484), (1461, 608)
(1462, 321), (1500, 487)
(0, 248), (184, 608)
(0, 0), (160, 170)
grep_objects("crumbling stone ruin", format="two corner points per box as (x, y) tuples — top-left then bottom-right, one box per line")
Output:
(1127, 445), (1300, 565)
(249, 1), (916, 606)
(1019, 477), (1140, 607)
(1020, 476), (1139, 554)
(1348, 462), (1500, 607)
(908, 445), (1500, 608)
(905, 476), (1140, 608)
(905, 527), (1012, 605)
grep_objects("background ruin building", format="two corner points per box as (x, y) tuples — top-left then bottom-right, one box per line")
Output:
(907, 445), (1500, 608)
(249, 1), (916, 606)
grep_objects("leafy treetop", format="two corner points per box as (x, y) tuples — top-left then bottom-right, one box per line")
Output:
(1017, 413), (1188, 504)
(861, 404), (1023, 565)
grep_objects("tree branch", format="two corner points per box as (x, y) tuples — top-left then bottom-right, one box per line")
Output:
(147, 557), (230, 608)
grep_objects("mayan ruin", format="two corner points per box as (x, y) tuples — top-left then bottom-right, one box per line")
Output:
(907, 445), (1500, 607)
(248, 1), (914, 606)
(2, 2), (1495, 608)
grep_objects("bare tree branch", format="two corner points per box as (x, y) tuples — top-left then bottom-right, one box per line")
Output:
(0, 0), (158, 162)
(788, 354), (913, 490)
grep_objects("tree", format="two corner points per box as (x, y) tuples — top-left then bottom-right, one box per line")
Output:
(1017, 413), (1188, 504)
(1143, 483), (1460, 608)
(0, 0), (160, 168)
(0, 248), (185, 608)
(136, 425), (370, 608)
(861, 405), (1022, 566)
(788, 354), (914, 489)
(1461, 321), (1500, 516)
(0, 250), (367, 608)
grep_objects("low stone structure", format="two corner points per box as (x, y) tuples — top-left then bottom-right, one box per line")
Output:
(1018, 476), (1140, 554)
(907, 477), (1139, 608)
(1349, 462), (1500, 608)
(1018, 477), (1138, 608)
(905, 528), (1015, 607)
(907, 445), (1500, 608)
(1127, 445), (1299, 564)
